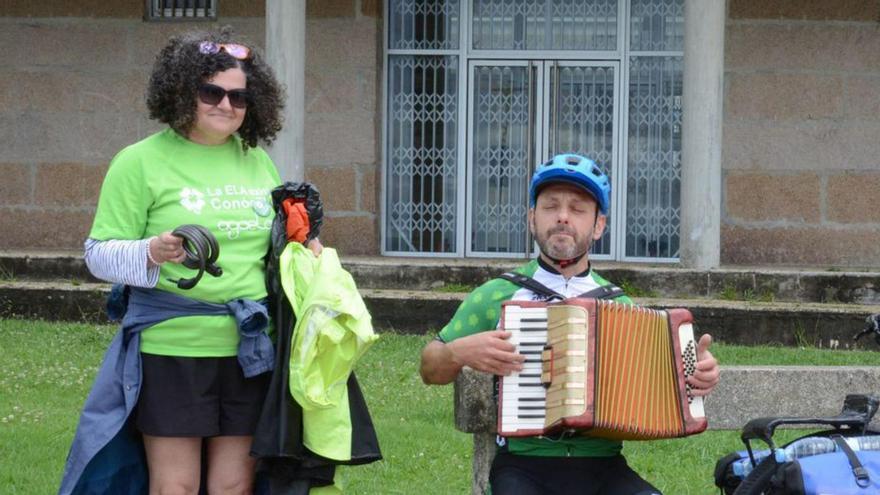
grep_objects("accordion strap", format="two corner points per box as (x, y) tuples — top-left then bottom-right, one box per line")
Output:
(578, 285), (625, 300)
(498, 272), (565, 300)
(498, 272), (624, 301)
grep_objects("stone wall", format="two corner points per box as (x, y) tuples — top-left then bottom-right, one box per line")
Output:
(722, 0), (880, 267)
(0, 0), (382, 255)
(6, 0), (880, 266)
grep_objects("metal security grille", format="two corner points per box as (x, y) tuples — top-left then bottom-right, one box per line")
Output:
(625, 0), (683, 259)
(472, 0), (618, 51)
(146, 0), (216, 20)
(389, 0), (461, 50)
(626, 57), (682, 258)
(470, 65), (533, 254)
(630, 0), (684, 51)
(385, 56), (460, 253)
(548, 64), (616, 256)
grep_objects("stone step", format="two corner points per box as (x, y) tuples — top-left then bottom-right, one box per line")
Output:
(345, 257), (880, 305)
(1, 280), (877, 348)
(2, 251), (879, 304)
(0, 252), (96, 283)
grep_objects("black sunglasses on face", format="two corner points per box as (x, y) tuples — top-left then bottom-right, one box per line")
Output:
(198, 83), (251, 109)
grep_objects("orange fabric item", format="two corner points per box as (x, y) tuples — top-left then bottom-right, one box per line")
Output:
(282, 198), (310, 243)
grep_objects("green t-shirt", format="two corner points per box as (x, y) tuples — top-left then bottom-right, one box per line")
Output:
(90, 128), (281, 357)
(438, 260), (633, 458)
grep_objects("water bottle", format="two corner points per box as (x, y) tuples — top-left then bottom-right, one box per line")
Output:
(774, 437), (836, 462)
(731, 436), (880, 479)
(852, 435), (880, 451)
(773, 435), (880, 463)
(732, 451), (771, 478)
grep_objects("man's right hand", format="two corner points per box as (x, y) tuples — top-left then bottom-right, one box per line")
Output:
(446, 330), (525, 376)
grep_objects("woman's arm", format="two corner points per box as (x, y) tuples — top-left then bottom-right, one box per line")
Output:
(83, 237), (160, 288)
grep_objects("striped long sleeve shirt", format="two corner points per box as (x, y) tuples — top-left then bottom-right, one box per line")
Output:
(84, 238), (160, 288)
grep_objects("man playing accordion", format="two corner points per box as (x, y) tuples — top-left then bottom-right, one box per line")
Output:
(420, 154), (720, 495)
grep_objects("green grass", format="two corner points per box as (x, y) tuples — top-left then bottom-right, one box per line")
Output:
(712, 343), (880, 366)
(432, 283), (476, 293)
(336, 334), (471, 494)
(0, 320), (115, 493)
(618, 279), (658, 298)
(1, 319), (878, 494)
(717, 285), (775, 303)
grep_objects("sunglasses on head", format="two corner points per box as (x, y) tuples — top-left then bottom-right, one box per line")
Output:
(198, 41), (251, 60)
(198, 83), (251, 109)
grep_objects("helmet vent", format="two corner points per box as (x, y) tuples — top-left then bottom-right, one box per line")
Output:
(565, 156), (580, 166)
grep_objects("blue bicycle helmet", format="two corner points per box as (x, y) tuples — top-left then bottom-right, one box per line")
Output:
(528, 154), (611, 214)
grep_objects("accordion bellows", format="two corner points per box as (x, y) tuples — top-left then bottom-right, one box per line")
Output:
(498, 298), (707, 440)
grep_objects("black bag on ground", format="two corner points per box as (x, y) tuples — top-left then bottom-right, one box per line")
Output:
(714, 394), (880, 495)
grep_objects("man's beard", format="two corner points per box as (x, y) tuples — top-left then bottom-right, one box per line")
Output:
(536, 225), (591, 261)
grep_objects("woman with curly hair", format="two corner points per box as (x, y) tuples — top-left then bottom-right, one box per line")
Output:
(61, 28), (320, 495)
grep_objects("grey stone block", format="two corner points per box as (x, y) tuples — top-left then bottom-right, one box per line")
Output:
(454, 367), (495, 433)
(360, 288), (462, 334)
(471, 432), (496, 495)
(0, 281), (109, 322)
(707, 366), (880, 430)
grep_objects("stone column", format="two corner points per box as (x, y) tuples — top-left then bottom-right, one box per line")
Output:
(680, 0), (725, 269)
(265, 0), (306, 181)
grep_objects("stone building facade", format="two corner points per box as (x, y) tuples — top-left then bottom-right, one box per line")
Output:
(722, 1), (880, 267)
(1, 0), (879, 268)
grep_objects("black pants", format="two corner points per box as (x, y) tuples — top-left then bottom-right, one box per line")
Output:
(490, 452), (661, 495)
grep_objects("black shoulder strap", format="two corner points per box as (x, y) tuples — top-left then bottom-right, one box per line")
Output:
(577, 284), (625, 300)
(498, 272), (564, 300)
(832, 435), (871, 488)
(499, 272), (625, 301)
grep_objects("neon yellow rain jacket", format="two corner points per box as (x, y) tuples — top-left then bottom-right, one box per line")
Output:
(279, 243), (378, 461)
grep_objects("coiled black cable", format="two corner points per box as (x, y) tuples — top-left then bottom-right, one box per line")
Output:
(168, 224), (222, 290)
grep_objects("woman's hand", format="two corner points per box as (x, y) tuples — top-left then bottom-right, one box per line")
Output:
(307, 238), (323, 257)
(148, 232), (186, 266)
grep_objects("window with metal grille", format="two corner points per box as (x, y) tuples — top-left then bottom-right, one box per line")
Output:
(383, 0), (684, 261)
(146, 0), (217, 21)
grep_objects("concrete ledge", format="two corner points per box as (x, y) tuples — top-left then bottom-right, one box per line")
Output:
(454, 366), (880, 495)
(0, 282), (469, 328)
(0, 281), (109, 322)
(359, 288), (463, 333)
(0, 252), (95, 282)
(3, 252), (880, 304)
(648, 297), (878, 349)
(0, 282), (877, 348)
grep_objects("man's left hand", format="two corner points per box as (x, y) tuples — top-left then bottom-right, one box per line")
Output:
(687, 333), (719, 397)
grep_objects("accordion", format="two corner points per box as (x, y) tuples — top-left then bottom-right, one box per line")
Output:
(497, 298), (707, 440)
